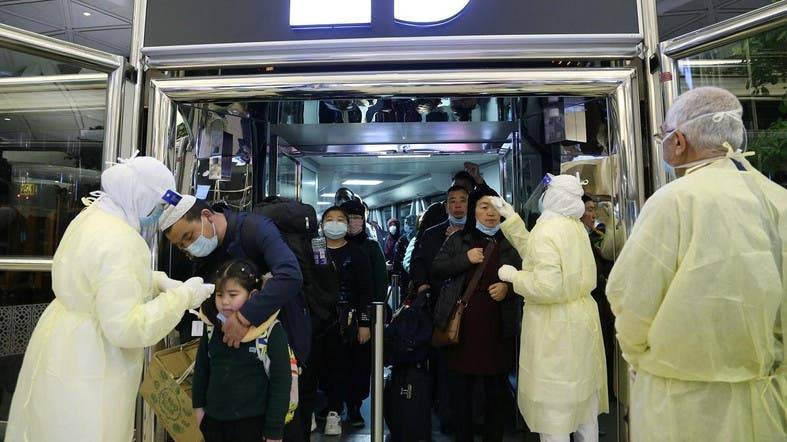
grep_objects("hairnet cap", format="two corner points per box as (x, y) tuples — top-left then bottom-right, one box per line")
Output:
(549, 175), (585, 197)
(158, 194), (197, 232)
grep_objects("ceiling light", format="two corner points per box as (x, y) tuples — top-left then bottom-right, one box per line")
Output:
(3, 117), (10, 121)
(342, 179), (383, 186)
(317, 201), (331, 205)
(320, 193), (335, 198)
(377, 154), (431, 159)
(82, 11), (92, 16)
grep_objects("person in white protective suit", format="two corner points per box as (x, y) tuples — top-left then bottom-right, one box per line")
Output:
(606, 86), (787, 442)
(5, 156), (215, 442)
(492, 174), (608, 442)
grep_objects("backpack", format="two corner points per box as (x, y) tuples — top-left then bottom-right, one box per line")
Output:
(206, 320), (299, 424)
(384, 291), (433, 366)
(246, 197), (339, 326)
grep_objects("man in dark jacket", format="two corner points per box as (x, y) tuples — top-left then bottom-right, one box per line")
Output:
(410, 185), (470, 302)
(160, 196), (310, 360)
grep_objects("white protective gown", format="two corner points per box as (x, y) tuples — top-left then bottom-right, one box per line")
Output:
(607, 156), (787, 442)
(6, 205), (195, 442)
(501, 213), (608, 436)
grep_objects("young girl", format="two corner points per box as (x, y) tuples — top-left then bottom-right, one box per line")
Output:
(192, 260), (293, 442)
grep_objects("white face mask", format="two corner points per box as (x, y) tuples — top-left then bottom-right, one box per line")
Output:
(388, 225), (398, 235)
(323, 221), (348, 240)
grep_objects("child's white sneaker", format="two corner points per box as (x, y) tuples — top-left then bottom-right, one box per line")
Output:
(324, 411), (342, 436)
(311, 413), (317, 432)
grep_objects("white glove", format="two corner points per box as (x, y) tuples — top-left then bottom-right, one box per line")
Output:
(152, 271), (182, 292)
(182, 276), (215, 309)
(490, 196), (516, 219)
(498, 264), (517, 283)
(597, 201), (614, 227)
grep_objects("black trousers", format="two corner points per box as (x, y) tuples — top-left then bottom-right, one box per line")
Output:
(317, 326), (372, 413)
(448, 371), (508, 442)
(200, 414), (266, 442)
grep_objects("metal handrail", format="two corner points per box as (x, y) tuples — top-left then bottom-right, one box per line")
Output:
(0, 257), (53, 272)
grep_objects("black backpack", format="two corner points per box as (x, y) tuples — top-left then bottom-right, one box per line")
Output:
(384, 291), (433, 366)
(247, 197), (338, 327)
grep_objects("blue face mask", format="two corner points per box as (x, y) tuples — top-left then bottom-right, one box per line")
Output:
(448, 214), (467, 226)
(476, 221), (500, 236)
(185, 217), (219, 258)
(139, 205), (164, 229)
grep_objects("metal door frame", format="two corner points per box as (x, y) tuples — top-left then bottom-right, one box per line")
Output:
(147, 68), (645, 230)
(145, 67), (645, 441)
(651, 1), (787, 189)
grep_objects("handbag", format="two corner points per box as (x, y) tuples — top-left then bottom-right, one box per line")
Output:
(432, 240), (497, 347)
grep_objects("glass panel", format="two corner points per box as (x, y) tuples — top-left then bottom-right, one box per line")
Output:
(276, 154), (298, 199)
(0, 75), (107, 256)
(676, 23), (787, 187)
(173, 104), (256, 210)
(658, 0), (772, 41)
(301, 166), (317, 207)
(0, 47), (100, 78)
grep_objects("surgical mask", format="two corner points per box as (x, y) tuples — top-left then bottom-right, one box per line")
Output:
(448, 214), (467, 226)
(476, 221), (500, 236)
(323, 221), (348, 240)
(347, 218), (365, 236)
(185, 217), (218, 257)
(139, 204), (164, 229)
(388, 226), (398, 235)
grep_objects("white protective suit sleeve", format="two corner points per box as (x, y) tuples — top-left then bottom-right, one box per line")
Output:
(500, 213), (530, 259)
(508, 232), (568, 305)
(94, 238), (192, 349)
(606, 190), (679, 368)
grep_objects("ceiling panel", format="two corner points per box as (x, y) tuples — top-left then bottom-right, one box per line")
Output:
(1, 0), (64, 28)
(69, 3), (128, 28)
(77, 0), (132, 19)
(78, 27), (131, 52)
(0, 10), (59, 33)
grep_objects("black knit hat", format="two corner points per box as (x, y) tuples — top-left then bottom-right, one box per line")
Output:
(340, 198), (365, 217)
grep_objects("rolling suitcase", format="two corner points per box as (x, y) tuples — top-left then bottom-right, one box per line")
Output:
(384, 362), (432, 442)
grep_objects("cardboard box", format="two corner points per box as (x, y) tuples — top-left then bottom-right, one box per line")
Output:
(139, 339), (204, 442)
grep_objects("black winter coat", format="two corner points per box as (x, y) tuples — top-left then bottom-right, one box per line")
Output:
(431, 229), (521, 339)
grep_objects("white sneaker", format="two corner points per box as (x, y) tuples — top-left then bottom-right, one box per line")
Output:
(324, 411), (342, 436)
(311, 413), (317, 432)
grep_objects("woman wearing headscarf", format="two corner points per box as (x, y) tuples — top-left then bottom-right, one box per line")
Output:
(493, 174), (608, 442)
(383, 218), (401, 262)
(6, 156), (214, 442)
(431, 188), (521, 442)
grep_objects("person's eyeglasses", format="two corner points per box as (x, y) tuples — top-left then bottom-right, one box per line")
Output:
(653, 128), (675, 144)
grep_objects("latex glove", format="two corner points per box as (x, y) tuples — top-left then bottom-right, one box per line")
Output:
(152, 271), (182, 292)
(490, 196), (515, 219)
(498, 264), (517, 283)
(597, 201), (614, 226)
(182, 276), (215, 309)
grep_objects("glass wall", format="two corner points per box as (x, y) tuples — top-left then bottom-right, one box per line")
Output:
(658, 0), (772, 40)
(675, 22), (787, 187)
(0, 45), (112, 423)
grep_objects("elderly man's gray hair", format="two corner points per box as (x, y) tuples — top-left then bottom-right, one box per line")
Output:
(664, 86), (745, 154)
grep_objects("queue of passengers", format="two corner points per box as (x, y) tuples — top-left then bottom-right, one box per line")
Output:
(4, 86), (787, 442)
